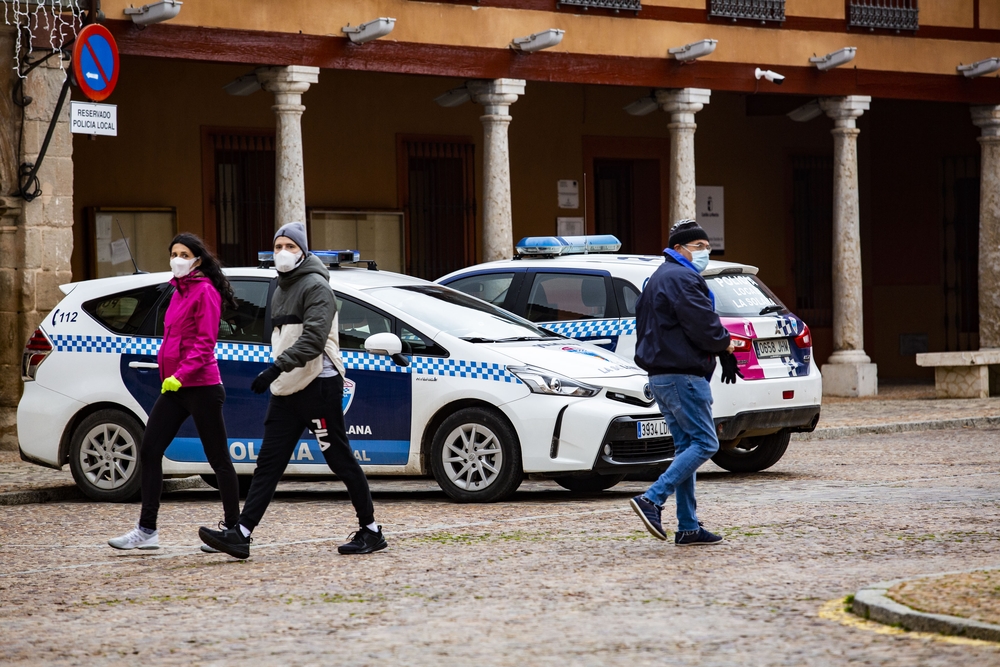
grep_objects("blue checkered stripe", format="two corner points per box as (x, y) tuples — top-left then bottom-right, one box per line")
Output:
(542, 318), (633, 339)
(774, 317), (800, 336)
(50, 334), (271, 362)
(342, 350), (409, 374)
(412, 358), (520, 383)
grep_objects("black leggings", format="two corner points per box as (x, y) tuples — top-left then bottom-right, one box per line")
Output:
(139, 384), (240, 531)
(240, 374), (375, 532)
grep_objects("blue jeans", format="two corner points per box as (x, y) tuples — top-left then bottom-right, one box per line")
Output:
(643, 374), (719, 532)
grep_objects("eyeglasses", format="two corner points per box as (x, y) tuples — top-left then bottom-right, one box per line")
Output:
(684, 243), (712, 252)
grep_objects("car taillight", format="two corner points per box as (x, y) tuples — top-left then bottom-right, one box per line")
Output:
(730, 333), (752, 352)
(21, 328), (53, 381)
(794, 324), (812, 349)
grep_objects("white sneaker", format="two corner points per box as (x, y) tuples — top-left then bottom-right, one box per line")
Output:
(108, 526), (160, 550)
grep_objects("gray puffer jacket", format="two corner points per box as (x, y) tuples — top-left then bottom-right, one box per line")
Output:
(269, 253), (344, 396)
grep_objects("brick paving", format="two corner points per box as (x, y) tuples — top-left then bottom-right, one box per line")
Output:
(2, 424), (1000, 665)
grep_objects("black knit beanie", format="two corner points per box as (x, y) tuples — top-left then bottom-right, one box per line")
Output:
(667, 219), (709, 248)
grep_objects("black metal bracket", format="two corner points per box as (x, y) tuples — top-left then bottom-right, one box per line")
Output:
(16, 75), (71, 202)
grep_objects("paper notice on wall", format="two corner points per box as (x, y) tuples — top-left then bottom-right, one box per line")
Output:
(111, 238), (130, 265)
(96, 214), (112, 240)
(97, 241), (112, 263)
(696, 186), (725, 252)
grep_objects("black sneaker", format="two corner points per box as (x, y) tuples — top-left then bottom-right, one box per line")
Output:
(338, 526), (387, 555)
(200, 521), (230, 553)
(629, 495), (667, 540)
(198, 524), (251, 559)
(674, 526), (724, 547)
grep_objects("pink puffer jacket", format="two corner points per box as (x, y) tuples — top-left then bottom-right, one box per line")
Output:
(158, 273), (222, 386)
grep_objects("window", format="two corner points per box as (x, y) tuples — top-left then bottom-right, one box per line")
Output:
(399, 324), (448, 357)
(848, 0), (918, 32)
(446, 273), (515, 307)
(219, 281), (270, 344)
(792, 156), (833, 327)
(706, 274), (787, 318)
(336, 297), (393, 351)
(614, 278), (641, 317)
(557, 0), (641, 12)
(84, 285), (164, 335)
(310, 210), (404, 274)
(708, 0), (785, 23)
(90, 208), (176, 279)
(525, 273), (608, 323)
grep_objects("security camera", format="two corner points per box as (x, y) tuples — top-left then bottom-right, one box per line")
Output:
(623, 96), (658, 116)
(958, 57), (1000, 78)
(755, 68), (785, 85)
(668, 39), (717, 63)
(342, 17), (396, 44)
(809, 47), (857, 71)
(434, 86), (472, 108)
(124, 0), (182, 26)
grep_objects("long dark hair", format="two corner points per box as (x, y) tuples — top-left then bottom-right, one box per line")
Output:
(169, 233), (237, 311)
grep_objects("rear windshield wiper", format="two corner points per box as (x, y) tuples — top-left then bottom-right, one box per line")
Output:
(758, 305), (784, 315)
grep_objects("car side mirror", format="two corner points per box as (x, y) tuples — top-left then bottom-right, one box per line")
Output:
(363, 332), (409, 367)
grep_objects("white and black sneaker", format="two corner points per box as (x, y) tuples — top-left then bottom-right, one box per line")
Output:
(108, 525), (159, 550)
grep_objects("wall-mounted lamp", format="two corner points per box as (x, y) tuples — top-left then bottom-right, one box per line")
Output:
(124, 0), (182, 26)
(510, 29), (565, 53)
(435, 86), (472, 108)
(342, 17), (396, 44)
(667, 39), (717, 63)
(958, 57), (1000, 78)
(787, 100), (822, 122)
(809, 47), (857, 71)
(623, 95), (659, 116)
(223, 74), (262, 96)
(754, 68), (785, 85)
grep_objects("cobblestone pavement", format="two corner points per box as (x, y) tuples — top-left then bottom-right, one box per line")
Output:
(889, 569), (1000, 626)
(2, 425), (999, 665)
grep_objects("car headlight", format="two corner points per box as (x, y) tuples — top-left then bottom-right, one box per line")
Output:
(506, 365), (600, 398)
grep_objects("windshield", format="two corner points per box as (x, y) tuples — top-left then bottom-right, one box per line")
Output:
(368, 285), (557, 342)
(705, 273), (788, 317)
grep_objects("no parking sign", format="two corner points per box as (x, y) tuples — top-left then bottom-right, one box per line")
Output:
(72, 24), (119, 102)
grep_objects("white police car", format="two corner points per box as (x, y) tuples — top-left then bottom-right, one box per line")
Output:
(438, 236), (823, 473)
(18, 251), (672, 504)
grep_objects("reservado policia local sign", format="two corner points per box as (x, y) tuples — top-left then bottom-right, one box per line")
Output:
(70, 24), (119, 136)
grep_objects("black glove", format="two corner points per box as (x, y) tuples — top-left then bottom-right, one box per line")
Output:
(719, 351), (743, 385)
(250, 364), (282, 394)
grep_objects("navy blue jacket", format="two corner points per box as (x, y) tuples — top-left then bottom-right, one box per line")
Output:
(634, 255), (731, 378)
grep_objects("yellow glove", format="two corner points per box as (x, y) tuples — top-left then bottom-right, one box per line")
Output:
(161, 376), (182, 393)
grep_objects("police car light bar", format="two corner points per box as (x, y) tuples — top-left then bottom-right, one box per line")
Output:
(515, 235), (622, 256)
(257, 250), (361, 269)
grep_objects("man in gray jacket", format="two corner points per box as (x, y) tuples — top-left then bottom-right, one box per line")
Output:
(199, 222), (385, 559)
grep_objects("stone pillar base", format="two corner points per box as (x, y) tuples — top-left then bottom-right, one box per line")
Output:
(821, 362), (878, 397)
(931, 366), (997, 399)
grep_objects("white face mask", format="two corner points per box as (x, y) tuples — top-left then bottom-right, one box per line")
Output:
(170, 256), (197, 279)
(274, 249), (303, 273)
(690, 249), (710, 273)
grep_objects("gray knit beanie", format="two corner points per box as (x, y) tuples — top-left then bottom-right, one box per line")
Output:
(274, 221), (308, 253)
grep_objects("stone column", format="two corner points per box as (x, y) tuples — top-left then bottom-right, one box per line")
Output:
(255, 66), (319, 229)
(0, 47), (74, 450)
(972, 105), (1000, 350)
(467, 79), (525, 263)
(819, 95), (876, 397)
(656, 88), (711, 225)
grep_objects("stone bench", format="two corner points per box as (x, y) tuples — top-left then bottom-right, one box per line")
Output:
(915, 350), (1000, 398)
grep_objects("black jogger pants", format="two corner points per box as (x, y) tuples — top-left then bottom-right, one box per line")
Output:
(139, 384), (240, 531)
(239, 374), (375, 532)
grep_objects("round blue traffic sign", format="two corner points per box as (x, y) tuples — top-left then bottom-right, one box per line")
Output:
(73, 24), (119, 102)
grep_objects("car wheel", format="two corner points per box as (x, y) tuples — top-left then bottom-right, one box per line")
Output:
(200, 474), (254, 498)
(69, 409), (144, 502)
(554, 472), (626, 492)
(430, 407), (523, 503)
(711, 429), (791, 473)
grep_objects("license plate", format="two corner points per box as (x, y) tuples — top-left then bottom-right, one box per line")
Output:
(754, 338), (791, 358)
(636, 419), (669, 440)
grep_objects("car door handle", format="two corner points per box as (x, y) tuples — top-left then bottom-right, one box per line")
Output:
(128, 362), (159, 369)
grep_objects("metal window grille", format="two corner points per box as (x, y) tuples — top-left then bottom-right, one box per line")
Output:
(848, 0), (918, 32)
(708, 0), (785, 23)
(403, 140), (476, 280)
(211, 133), (276, 269)
(791, 156), (834, 328)
(557, 0), (641, 12)
(942, 156), (979, 351)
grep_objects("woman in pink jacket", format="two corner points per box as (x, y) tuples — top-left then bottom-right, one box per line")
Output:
(109, 233), (240, 550)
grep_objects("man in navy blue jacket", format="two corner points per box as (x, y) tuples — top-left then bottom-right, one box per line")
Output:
(630, 220), (735, 546)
